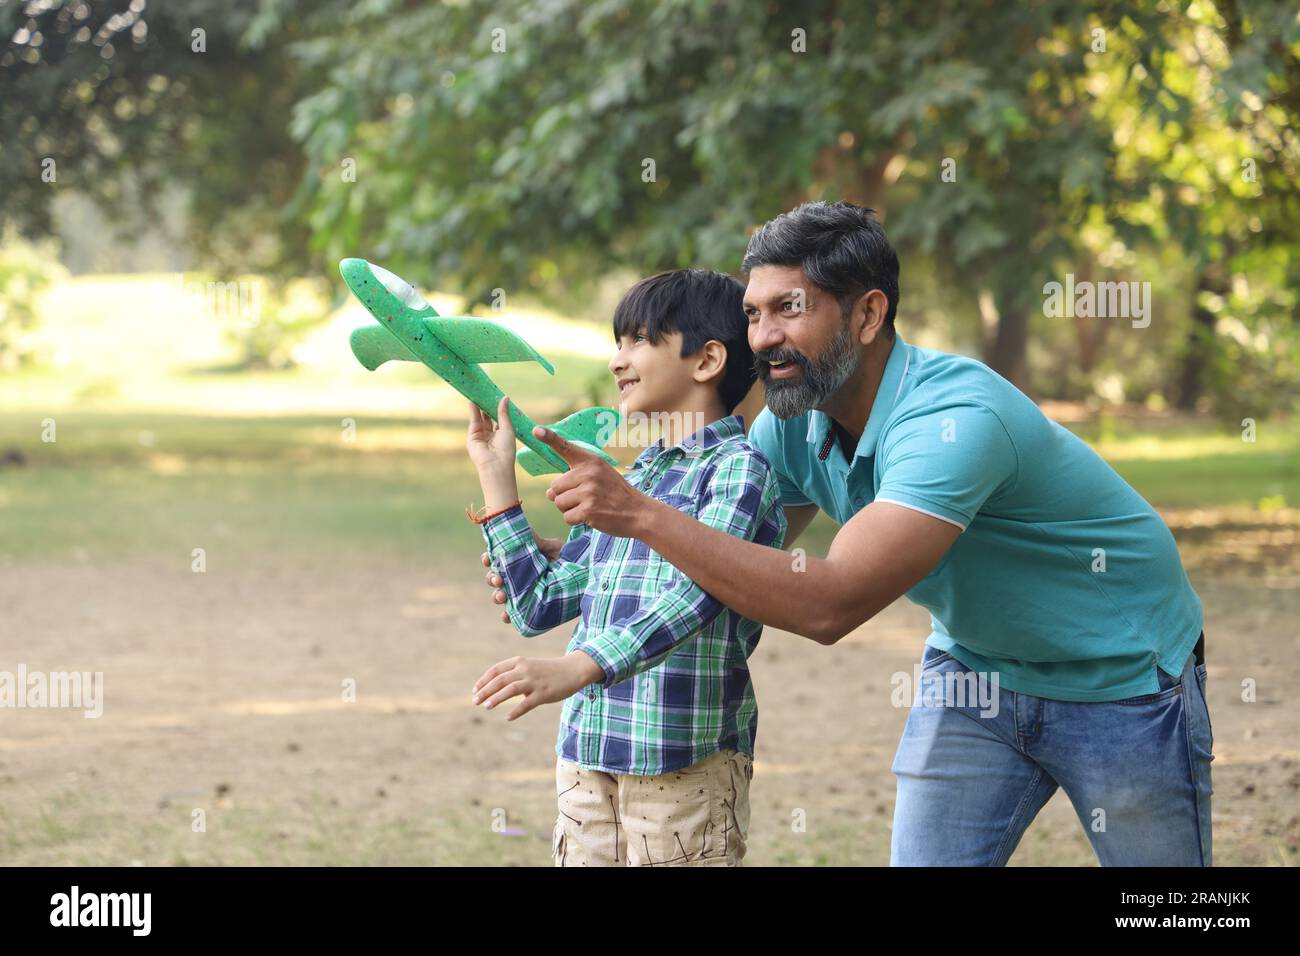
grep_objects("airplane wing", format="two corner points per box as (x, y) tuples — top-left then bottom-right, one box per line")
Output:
(543, 406), (620, 448)
(515, 405), (621, 476)
(349, 317), (558, 374)
(350, 326), (418, 371)
(423, 318), (556, 375)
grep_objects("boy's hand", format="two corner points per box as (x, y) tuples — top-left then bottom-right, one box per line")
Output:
(467, 395), (518, 471)
(471, 651), (605, 720)
(467, 396), (520, 509)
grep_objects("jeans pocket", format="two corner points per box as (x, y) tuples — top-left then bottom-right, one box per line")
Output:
(1195, 663), (1214, 744)
(1115, 682), (1183, 705)
(921, 647), (955, 670)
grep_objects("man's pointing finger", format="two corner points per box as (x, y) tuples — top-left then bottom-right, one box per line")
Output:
(532, 425), (599, 467)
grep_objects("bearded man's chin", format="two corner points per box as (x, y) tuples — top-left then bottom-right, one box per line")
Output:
(764, 384), (816, 420)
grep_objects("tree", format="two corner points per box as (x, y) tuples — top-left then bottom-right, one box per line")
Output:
(0, 0), (317, 276)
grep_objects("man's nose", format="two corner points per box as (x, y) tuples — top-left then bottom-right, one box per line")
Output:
(749, 313), (785, 353)
(608, 349), (627, 375)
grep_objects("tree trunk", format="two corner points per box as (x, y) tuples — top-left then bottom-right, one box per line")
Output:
(1175, 269), (1225, 410)
(985, 304), (1031, 397)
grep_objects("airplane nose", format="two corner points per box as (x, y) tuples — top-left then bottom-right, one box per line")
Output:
(368, 262), (432, 312)
(339, 258), (367, 286)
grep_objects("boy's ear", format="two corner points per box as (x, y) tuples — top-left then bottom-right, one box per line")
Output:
(691, 339), (727, 387)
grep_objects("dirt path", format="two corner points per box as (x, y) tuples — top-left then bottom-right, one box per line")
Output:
(1, 552), (1296, 865)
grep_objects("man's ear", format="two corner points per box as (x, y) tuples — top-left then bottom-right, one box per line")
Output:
(692, 340), (728, 386)
(853, 289), (890, 345)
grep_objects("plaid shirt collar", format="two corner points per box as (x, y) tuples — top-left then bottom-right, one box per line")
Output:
(630, 413), (747, 470)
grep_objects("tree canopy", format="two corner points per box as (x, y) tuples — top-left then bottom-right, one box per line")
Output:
(2, 0), (1297, 412)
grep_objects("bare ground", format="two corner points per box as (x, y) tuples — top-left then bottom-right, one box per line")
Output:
(1, 542), (1297, 866)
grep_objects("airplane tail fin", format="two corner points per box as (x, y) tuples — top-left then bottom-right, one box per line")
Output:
(515, 406), (621, 477)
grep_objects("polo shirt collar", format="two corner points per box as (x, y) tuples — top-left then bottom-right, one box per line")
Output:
(805, 332), (911, 463)
(632, 413), (745, 468)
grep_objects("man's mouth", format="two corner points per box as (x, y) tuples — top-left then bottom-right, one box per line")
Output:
(617, 378), (639, 394)
(758, 353), (804, 382)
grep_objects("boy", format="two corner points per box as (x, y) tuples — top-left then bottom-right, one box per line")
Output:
(464, 269), (786, 866)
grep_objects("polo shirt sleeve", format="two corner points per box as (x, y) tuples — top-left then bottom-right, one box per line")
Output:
(747, 408), (813, 507)
(873, 403), (1019, 530)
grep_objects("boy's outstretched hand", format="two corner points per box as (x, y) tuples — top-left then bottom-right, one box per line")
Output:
(471, 651), (604, 720)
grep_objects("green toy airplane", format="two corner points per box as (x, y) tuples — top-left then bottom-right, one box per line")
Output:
(339, 258), (620, 475)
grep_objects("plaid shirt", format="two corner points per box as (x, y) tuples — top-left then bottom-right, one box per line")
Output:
(481, 414), (786, 776)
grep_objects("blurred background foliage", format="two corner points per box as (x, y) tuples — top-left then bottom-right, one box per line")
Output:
(0, 229), (66, 371)
(2, 0), (1298, 871)
(0, 0), (1297, 414)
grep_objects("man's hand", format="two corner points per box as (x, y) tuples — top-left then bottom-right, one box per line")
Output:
(481, 532), (562, 624)
(534, 426), (652, 537)
(470, 651), (605, 720)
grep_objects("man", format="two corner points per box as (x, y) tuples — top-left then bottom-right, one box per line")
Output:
(485, 200), (1214, 867)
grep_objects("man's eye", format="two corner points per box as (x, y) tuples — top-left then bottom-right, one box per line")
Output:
(635, 332), (648, 342)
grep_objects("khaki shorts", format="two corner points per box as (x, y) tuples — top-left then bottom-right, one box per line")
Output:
(552, 749), (752, 867)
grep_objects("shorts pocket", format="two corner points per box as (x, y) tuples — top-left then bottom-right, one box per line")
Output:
(551, 815), (566, 867)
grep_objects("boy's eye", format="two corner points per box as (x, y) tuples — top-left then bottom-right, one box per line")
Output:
(635, 332), (648, 343)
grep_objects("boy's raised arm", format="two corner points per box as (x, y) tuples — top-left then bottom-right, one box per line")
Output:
(467, 398), (591, 635)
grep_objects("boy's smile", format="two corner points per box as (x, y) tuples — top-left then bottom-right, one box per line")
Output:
(609, 327), (697, 419)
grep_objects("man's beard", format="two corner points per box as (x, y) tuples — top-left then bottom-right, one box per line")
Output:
(755, 319), (861, 420)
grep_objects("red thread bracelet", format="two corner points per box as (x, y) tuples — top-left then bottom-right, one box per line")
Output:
(466, 499), (522, 525)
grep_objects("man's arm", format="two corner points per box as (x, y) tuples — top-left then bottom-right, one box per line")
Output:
(530, 426), (967, 645)
(628, 496), (958, 644)
(782, 503), (820, 550)
(568, 449), (784, 685)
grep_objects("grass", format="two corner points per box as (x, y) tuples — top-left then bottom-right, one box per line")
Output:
(2, 274), (1297, 867)
(7, 407), (1292, 564)
(3, 275), (1295, 565)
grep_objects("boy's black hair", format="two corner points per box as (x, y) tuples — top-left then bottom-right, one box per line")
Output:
(611, 268), (756, 412)
(741, 200), (899, 334)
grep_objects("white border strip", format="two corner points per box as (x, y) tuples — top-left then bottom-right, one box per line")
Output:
(874, 496), (967, 530)
(893, 349), (911, 404)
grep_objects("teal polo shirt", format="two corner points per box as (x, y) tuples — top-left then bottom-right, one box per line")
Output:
(748, 333), (1204, 702)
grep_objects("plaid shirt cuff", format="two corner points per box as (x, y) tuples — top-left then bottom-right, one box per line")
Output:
(480, 503), (552, 600)
(480, 503), (532, 557)
(569, 632), (632, 688)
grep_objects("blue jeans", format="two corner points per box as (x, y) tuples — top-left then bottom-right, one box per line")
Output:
(890, 639), (1214, 866)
